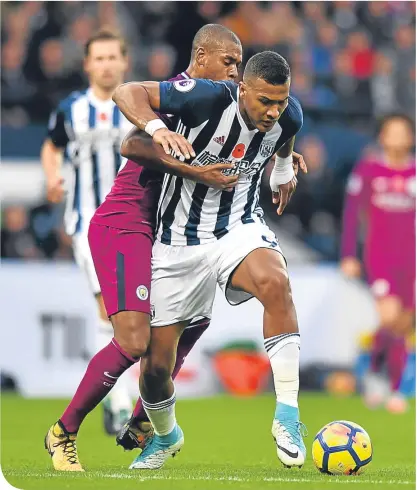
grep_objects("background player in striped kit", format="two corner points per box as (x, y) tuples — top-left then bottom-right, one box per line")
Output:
(114, 51), (308, 470)
(41, 29), (134, 437)
(44, 24), (244, 472)
(341, 113), (415, 413)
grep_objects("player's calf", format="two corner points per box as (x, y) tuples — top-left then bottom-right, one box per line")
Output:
(231, 248), (306, 466)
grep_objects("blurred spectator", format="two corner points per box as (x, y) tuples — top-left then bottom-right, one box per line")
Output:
(61, 15), (96, 73)
(393, 25), (416, 115)
(310, 22), (340, 82)
(1, 206), (41, 259)
(54, 227), (74, 260)
(1, 42), (36, 126)
(291, 70), (338, 110)
(370, 52), (398, 117)
(146, 45), (177, 81)
(360, 2), (394, 46)
(345, 30), (375, 80)
(331, 1), (359, 33)
(301, 2), (328, 43)
(29, 39), (85, 121)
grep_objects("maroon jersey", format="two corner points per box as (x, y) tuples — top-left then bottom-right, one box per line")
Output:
(91, 72), (191, 233)
(341, 154), (416, 266)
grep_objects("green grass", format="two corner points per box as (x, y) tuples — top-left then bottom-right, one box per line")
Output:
(1, 393), (415, 490)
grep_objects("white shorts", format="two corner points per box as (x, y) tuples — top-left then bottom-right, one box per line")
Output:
(72, 232), (101, 295)
(150, 222), (284, 327)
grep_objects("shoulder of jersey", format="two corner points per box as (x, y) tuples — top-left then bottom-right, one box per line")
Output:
(58, 89), (88, 110)
(286, 95), (303, 123)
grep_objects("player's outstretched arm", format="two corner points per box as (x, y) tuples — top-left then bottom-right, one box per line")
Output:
(113, 82), (194, 159)
(121, 128), (239, 191)
(113, 82), (162, 131)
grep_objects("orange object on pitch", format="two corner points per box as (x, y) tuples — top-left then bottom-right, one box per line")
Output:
(213, 351), (270, 396)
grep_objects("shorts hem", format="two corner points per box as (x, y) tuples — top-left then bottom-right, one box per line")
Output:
(151, 314), (212, 328)
(225, 246), (287, 306)
(108, 308), (151, 319)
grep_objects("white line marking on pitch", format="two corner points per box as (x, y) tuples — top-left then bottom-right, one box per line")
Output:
(4, 471), (415, 485)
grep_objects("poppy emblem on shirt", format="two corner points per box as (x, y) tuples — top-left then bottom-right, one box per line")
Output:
(232, 143), (246, 159)
(99, 112), (108, 121)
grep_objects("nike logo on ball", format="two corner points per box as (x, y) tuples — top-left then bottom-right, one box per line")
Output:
(104, 371), (118, 379)
(276, 444), (299, 459)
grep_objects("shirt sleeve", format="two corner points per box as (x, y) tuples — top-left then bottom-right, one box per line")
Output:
(47, 106), (70, 149)
(278, 95), (304, 144)
(159, 79), (234, 127)
(340, 160), (369, 258)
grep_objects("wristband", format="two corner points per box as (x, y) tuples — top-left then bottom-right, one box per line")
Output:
(144, 119), (167, 137)
(270, 155), (294, 191)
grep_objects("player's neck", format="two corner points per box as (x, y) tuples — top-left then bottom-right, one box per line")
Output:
(185, 63), (198, 79)
(385, 152), (412, 168)
(238, 98), (256, 131)
(89, 84), (115, 102)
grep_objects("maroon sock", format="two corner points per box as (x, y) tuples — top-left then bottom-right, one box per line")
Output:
(132, 320), (210, 424)
(387, 336), (407, 391)
(370, 328), (391, 374)
(60, 339), (137, 433)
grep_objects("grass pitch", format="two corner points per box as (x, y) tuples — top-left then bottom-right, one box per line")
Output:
(1, 393), (415, 490)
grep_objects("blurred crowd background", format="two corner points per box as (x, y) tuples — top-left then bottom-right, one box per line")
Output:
(1, 0), (416, 261)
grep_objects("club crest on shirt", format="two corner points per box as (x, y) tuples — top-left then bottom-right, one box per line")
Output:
(136, 285), (149, 301)
(173, 79), (196, 93)
(259, 141), (275, 158)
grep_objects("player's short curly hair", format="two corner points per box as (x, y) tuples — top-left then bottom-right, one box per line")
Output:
(244, 51), (290, 85)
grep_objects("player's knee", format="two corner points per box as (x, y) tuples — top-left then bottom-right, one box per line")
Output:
(255, 265), (292, 308)
(115, 321), (150, 359)
(143, 357), (171, 385)
(377, 296), (403, 327)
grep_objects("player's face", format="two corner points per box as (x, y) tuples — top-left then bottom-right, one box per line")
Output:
(199, 42), (242, 81)
(239, 77), (290, 132)
(379, 118), (415, 155)
(84, 40), (128, 91)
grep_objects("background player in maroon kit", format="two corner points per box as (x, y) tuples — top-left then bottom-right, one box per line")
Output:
(341, 114), (415, 413)
(44, 24), (243, 472)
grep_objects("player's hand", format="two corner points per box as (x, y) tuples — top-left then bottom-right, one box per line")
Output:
(153, 128), (196, 160)
(341, 257), (362, 278)
(292, 151), (307, 176)
(46, 175), (65, 203)
(272, 176), (297, 215)
(193, 163), (239, 191)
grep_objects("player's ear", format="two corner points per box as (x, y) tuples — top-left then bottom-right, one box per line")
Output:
(239, 80), (246, 98)
(195, 47), (206, 67)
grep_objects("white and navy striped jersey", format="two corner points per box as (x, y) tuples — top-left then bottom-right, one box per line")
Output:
(156, 79), (303, 246)
(47, 88), (133, 235)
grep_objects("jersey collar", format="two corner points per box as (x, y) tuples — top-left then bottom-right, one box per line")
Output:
(87, 88), (114, 110)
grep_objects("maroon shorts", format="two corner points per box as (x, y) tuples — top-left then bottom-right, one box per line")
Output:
(365, 259), (415, 310)
(88, 222), (153, 317)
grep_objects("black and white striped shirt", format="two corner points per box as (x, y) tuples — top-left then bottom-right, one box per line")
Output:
(156, 79), (303, 245)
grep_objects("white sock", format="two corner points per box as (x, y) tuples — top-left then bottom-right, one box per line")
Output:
(142, 392), (176, 436)
(98, 319), (133, 413)
(265, 333), (300, 408)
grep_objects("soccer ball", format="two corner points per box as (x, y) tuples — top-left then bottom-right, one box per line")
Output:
(312, 420), (373, 475)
